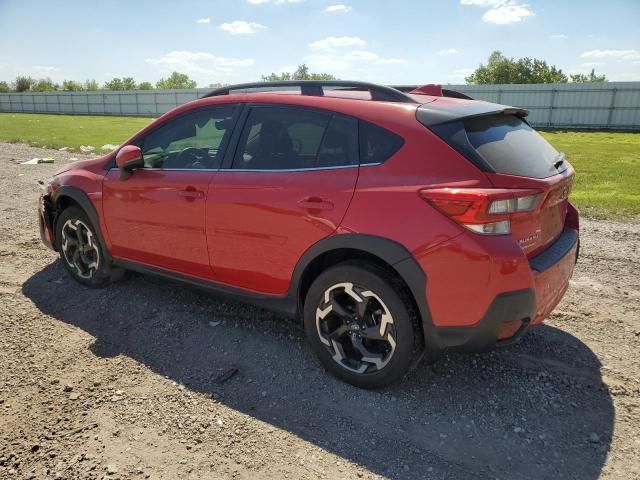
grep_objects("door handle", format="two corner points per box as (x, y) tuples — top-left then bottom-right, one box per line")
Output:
(178, 188), (205, 200)
(297, 196), (334, 211)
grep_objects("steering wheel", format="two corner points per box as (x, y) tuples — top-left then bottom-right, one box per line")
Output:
(175, 147), (209, 169)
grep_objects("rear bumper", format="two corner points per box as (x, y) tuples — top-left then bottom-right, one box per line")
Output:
(530, 228), (579, 324)
(430, 227), (579, 352)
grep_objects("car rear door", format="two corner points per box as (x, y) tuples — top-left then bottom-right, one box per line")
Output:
(207, 104), (359, 294)
(102, 104), (238, 278)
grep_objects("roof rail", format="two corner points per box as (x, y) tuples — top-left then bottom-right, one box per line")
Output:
(202, 80), (418, 103)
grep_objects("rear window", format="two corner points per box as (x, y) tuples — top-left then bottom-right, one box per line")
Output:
(465, 115), (560, 178)
(429, 114), (564, 179)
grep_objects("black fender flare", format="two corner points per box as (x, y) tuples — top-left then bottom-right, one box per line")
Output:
(288, 233), (440, 350)
(51, 186), (113, 263)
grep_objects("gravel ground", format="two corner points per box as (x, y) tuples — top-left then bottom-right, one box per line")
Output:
(1, 142), (639, 480)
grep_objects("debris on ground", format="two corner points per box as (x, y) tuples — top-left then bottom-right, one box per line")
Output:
(20, 157), (54, 165)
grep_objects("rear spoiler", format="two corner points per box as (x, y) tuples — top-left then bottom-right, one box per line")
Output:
(392, 84), (474, 100)
(417, 101), (529, 127)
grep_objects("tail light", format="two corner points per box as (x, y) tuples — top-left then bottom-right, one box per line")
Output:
(419, 188), (542, 235)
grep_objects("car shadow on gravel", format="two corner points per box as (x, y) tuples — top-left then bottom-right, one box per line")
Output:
(23, 261), (614, 480)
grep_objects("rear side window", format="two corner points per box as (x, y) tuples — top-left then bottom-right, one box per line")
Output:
(429, 114), (563, 179)
(317, 115), (359, 168)
(232, 106), (358, 170)
(359, 121), (404, 165)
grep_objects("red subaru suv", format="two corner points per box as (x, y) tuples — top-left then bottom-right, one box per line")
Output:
(38, 81), (579, 388)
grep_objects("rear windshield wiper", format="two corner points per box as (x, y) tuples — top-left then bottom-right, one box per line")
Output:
(554, 153), (566, 170)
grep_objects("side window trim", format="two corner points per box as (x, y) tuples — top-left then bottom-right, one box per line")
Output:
(220, 103), (361, 172)
(220, 103), (250, 170)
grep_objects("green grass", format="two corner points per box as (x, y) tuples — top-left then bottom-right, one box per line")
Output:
(540, 131), (640, 221)
(0, 113), (153, 152)
(0, 113), (638, 221)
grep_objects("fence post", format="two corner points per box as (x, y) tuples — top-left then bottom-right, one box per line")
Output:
(496, 87), (503, 105)
(548, 89), (557, 128)
(607, 88), (618, 130)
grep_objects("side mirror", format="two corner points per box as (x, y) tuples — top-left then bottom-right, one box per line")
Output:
(115, 145), (144, 180)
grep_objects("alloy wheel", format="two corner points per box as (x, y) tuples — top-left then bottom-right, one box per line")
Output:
(315, 282), (397, 374)
(60, 219), (100, 279)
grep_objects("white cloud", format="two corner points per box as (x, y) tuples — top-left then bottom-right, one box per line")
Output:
(32, 65), (60, 73)
(219, 20), (267, 34)
(581, 49), (640, 61)
(146, 51), (254, 76)
(582, 62), (604, 67)
(309, 36), (366, 50)
(550, 34), (568, 39)
(438, 48), (459, 56)
(326, 4), (352, 13)
(461, 0), (534, 25)
(196, 17), (210, 24)
(482, 3), (534, 24)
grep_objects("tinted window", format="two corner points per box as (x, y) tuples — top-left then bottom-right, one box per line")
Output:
(464, 114), (561, 178)
(233, 106), (331, 170)
(317, 115), (358, 168)
(232, 107), (358, 170)
(140, 105), (236, 169)
(359, 121), (404, 164)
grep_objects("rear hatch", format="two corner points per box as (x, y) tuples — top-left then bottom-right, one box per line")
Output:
(417, 99), (574, 257)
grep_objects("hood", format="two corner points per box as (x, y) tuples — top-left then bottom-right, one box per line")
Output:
(55, 153), (113, 175)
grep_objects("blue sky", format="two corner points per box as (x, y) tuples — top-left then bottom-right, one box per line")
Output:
(1, 0), (639, 87)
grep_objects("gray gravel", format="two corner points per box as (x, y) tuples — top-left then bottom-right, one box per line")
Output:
(1, 142), (639, 480)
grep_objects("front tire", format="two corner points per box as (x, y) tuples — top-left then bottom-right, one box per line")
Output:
(304, 262), (421, 389)
(55, 207), (122, 288)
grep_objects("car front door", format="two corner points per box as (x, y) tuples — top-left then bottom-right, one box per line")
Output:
(102, 104), (238, 278)
(207, 104), (360, 294)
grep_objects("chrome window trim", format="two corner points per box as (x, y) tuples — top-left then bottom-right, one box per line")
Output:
(108, 167), (219, 172)
(107, 162), (381, 174)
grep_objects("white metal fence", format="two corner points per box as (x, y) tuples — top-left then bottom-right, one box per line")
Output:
(1, 82), (639, 130)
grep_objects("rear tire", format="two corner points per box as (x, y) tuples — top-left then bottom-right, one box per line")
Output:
(55, 207), (123, 288)
(304, 262), (421, 389)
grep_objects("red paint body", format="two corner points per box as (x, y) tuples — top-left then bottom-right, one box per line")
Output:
(39, 89), (579, 344)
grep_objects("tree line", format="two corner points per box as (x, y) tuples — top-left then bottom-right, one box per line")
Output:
(0, 54), (608, 94)
(466, 51), (607, 84)
(0, 71), (199, 93)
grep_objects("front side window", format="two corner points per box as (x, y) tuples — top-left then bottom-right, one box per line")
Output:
(231, 106), (358, 170)
(139, 105), (237, 169)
